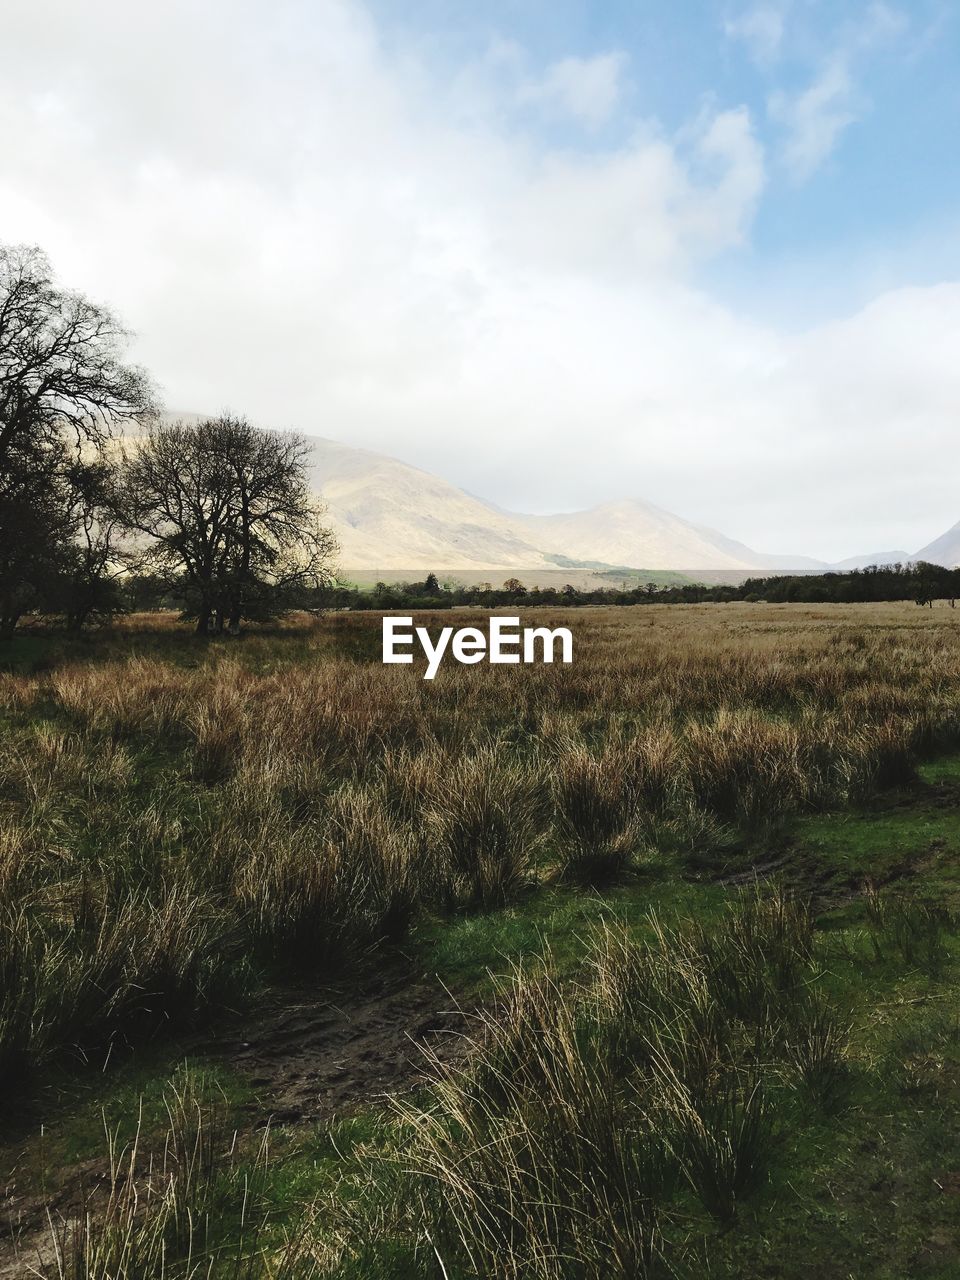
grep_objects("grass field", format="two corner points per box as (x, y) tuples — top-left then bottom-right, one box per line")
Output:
(2, 602), (960, 1277)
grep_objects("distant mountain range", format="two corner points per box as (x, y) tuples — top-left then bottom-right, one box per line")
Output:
(153, 419), (957, 574)
(296, 434), (957, 574)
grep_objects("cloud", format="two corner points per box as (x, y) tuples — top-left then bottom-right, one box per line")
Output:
(724, 4), (790, 68)
(767, 3), (907, 182)
(769, 57), (859, 181)
(516, 52), (627, 128)
(0, 0), (955, 560)
(492, 107), (763, 282)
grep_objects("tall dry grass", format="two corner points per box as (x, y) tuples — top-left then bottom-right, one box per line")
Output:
(1, 602), (959, 1080)
(318, 889), (841, 1278)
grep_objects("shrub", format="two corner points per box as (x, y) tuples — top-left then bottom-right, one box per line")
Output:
(345, 891), (816, 1275)
(683, 709), (809, 829)
(552, 743), (643, 885)
(425, 748), (544, 910)
(238, 787), (417, 970)
(787, 989), (852, 1113)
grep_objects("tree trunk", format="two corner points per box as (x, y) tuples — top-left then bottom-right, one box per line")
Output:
(195, 604), (211, 636)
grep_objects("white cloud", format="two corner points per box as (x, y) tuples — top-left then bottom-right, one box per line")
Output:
(517, 52), (627, 128)
(490, 108), (763, 282)
(767, 3), (907, 182)
(769, 57), (859, 181)
(725, 4), (790, 68)
(0, 0), (955, 560)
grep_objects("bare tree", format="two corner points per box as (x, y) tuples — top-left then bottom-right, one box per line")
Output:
(215, 416), (338, 632)
(0, 243), (155, 633)
(0, 244), (154, 464)
(117, 416), (338, 634)
(116, 420), (235, 634)
(0, 432), (72, 634)
(55, 458), (130, 630)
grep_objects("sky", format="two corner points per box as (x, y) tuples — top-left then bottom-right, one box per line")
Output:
(1, 0), (958, 561)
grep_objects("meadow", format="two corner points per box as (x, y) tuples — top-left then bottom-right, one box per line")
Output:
(2, 602), (960, 1277)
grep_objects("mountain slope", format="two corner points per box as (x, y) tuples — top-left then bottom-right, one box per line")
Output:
(300, 435), (819, 572)
(510, 500), (825, 572)
(914, 522), (960, 568)
(303, 438), (555, 571)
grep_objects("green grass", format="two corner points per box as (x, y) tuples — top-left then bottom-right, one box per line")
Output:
(417, 751), (960, 994)
(332, 760), (960, 1278)
(712, 971), (960, 1279)
(3, 1054), (258, 1210)
(700, 769), (960, 1278)
(324, 880), (960, 1278)
(794, 770), (960, 903)
(6, 607), (960, 1276)
(413, 877), (727, 996)
(920, 755), (960, 785)
(6, 757), (960, 1278)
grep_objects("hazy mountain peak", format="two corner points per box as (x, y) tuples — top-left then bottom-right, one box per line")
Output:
(155, 421), (959, 574)
(299, 435), (822, 572)
(914, 521), (960, 569)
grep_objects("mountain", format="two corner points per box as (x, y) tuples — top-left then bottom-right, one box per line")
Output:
(830, 551), (912, 570)
(301, 438), (555, 571)
(513, 500), (825, 573)
(914, 522), (960, 568)
(298, 434), (822, 572)
(161, 419), (944, 573)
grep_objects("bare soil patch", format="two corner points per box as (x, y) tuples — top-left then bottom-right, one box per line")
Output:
(0, 968), (468, 1274)
(204, 969), (468, 1127)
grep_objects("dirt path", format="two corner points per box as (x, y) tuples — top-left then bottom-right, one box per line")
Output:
(202, 969), (468, 1126)
(688, 774), (960, 909)
(0, 967), (469, 1275)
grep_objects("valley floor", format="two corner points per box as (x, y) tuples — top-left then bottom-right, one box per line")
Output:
(2, 604), (960, 1277)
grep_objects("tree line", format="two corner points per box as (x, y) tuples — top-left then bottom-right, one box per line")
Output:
(0, 244), (337, 637)
(322, 561), (960, 611)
